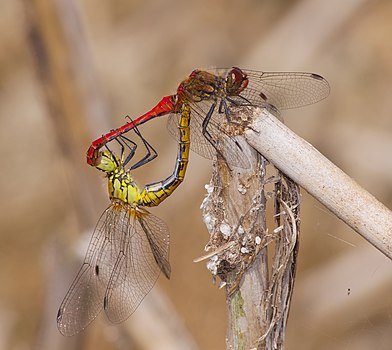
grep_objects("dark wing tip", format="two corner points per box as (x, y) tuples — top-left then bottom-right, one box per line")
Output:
(310, 73), (324, 81)
(164, 265), (171, 279)
(310, 73), (331, 95)
(57, 308), (77, 337)
(56, 308), (63, 322)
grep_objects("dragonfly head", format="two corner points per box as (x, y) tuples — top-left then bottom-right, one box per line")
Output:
(95, 151), (120, 173)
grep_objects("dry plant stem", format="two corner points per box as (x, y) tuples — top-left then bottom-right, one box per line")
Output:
(202, 138), (300, 350)
(245, 108), (392, 259)
(213, 145), (269, 349)
(227, 252), (269, 350)
(230, 155), (268, 350)
(266, 177), (300, 349)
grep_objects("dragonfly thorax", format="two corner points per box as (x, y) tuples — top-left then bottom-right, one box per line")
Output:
(95, 151), (141, 205)
(108, 169), (141, 205)
(178, 70), (225, 103)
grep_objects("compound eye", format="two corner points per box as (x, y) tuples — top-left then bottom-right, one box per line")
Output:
(230, 67), (244, 83)
(227, 67), (248, 94)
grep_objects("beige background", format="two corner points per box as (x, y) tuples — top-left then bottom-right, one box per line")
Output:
(0, 0), (392, 349)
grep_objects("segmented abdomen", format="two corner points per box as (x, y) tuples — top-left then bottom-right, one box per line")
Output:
(140, 104), (190, 207)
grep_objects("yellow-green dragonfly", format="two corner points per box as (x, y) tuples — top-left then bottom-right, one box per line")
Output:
(57, 104), (190, 336)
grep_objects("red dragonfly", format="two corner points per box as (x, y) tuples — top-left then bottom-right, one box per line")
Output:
(87, 67), (329, 168)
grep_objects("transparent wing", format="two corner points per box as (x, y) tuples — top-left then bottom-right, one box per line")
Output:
(103, 208), (170, 323)
(212, 68), (330, 110)
(139, 211), (171, 279)
(57, 204), (127, 336)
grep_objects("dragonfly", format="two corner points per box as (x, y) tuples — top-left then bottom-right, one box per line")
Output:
(86, 67), (329, 169)
(57, 104), (191, 336)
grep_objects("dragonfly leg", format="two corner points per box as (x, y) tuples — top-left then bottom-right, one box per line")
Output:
(114, 133), (137, 166)
(103, 139), (121, 168)
(126, 119), (158, 170)
(201, 101), (235, 168)
(120, 116), (158, 170)
(201, 102), (219, 147)
(129, 133), (157, 170)
(219, 99), (245, 152)
(109, 116), (157, 169)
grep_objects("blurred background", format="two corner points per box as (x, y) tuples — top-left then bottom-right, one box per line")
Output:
(1, 0), (392, 349)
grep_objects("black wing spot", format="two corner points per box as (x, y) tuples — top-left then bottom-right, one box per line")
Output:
(310, 73), (324, 81)
(95, 265), (99, 276)
(234, 139), (243, 152)
(259, 91), (268, 101)
(57, 308), (62, 322)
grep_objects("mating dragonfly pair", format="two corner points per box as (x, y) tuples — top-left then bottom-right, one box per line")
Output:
(57, 67), (330, 336)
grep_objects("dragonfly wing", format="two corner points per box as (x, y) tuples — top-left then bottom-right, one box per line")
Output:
(139, 211), (171, 279)
(103, 209), (170, 324)
(239, 70), (330, 110)
(57, 204), (123, 336)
